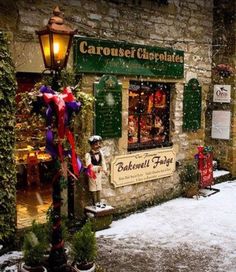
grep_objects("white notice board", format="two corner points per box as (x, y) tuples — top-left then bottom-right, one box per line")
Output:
(213, 85), (231, 103)
(211, 110), (231, 140)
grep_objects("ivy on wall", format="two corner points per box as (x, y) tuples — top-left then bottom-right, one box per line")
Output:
(0, 32), (17, 244)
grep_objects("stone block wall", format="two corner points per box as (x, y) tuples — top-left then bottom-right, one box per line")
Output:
(0, 0), (214, 214)
(205, 0), (236, 176)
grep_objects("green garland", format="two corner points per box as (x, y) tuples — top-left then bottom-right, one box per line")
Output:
(16, 69), (95, 159)
(0, 32), (17, 244)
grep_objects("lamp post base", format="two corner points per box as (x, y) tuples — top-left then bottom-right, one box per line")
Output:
(48, 248), (67, 272)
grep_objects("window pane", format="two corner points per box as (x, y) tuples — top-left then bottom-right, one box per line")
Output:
(128, 115), (138, 144)
(129, 89), (139, 115)
(140, 114), (153, 143)
(128, 81), (170, 151)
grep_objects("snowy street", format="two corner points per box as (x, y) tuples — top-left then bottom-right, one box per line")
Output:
(1, 181), (236, 271)
(96, 181), (236, 271)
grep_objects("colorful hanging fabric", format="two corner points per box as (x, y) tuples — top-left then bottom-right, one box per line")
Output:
(40, 85), (82, 177)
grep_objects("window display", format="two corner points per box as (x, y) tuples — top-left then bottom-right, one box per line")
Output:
(128, 81), (170, 150)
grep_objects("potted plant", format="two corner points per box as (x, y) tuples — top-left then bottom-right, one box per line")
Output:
(71, 220), (97, 272)
(18, 221), (48, 272)
(180, 162), (199, 198)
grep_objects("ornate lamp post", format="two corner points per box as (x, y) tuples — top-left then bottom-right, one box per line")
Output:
(36, 6), (77, 271)
(36, 6), (76, 71)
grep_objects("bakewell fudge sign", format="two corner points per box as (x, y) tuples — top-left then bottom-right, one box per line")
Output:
(111, 148), (176, 187)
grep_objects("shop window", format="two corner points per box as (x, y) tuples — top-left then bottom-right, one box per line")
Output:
(128, 80), (171, 151)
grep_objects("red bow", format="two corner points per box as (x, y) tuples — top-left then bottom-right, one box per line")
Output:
(42, 87), (79, 176)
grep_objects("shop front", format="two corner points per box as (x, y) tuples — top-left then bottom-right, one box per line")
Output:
(0, 0), (214, 241)
(73, 36), (185, 214)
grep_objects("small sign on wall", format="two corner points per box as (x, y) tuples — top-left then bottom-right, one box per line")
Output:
(211, 110), (231, 140)
(213, 85), (231, 103)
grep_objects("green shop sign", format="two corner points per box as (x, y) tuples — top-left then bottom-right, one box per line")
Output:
(73, 36), (184, 78)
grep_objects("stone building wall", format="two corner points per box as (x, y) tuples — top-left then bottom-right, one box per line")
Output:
(0, 0), (214, 214)
(205, 0), (236, 176)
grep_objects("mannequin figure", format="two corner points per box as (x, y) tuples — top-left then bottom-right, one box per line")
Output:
(85, 135), (107, 208)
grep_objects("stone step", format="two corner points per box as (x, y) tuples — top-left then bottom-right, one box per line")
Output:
(213, 170), (232, 184)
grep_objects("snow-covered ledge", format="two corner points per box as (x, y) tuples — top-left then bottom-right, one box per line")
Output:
(213, 170), (230, 178)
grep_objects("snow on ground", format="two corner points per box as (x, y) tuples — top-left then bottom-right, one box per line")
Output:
(97, 181), (236, 251)
(0, 251), (22, 272)
(97, 181), (236, 271)
(1, 180), (236, 271)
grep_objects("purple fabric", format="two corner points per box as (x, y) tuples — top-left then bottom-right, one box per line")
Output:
(65, 102), (81, 126)
(66, 101), (82, 112)
(46, 128), (57, 158)
(77, 157), (83, 173)
(62, 151), (83, 173)
(40, 85), (55, 94)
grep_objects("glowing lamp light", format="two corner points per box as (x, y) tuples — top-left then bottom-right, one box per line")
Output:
(36, 6), (77, 71)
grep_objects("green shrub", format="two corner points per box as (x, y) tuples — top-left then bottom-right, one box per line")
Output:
(22, 221), (48, 267)
(180, 162), (199, 186)
(71, 220), (97, 265)
(179, 162), (200, 197)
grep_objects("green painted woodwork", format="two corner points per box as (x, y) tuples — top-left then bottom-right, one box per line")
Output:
(183, 78), (202, 131)
(73, 37), (184, 78)
(94, 75), (122, 138)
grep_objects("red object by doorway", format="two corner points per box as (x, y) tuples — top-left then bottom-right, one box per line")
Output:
(197, 146), (214, 188)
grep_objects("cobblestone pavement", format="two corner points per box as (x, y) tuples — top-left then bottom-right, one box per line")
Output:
(96, 237), (226, 272)
(0, 236), (232, 272)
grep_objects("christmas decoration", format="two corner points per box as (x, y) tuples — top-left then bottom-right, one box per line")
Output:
(32, 83), (95, 271)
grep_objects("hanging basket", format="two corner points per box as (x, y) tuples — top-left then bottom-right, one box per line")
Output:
(214, 64), (235, 78)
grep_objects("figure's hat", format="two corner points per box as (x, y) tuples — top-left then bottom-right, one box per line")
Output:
(88, 135), (102, 144)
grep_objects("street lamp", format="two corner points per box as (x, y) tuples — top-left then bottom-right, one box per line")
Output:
(36, 6), (76, 71)
(36, 6), (77, 271)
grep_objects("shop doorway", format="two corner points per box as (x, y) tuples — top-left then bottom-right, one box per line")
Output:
(15, 73), (52, 229)
(16, 182), (52, 229)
